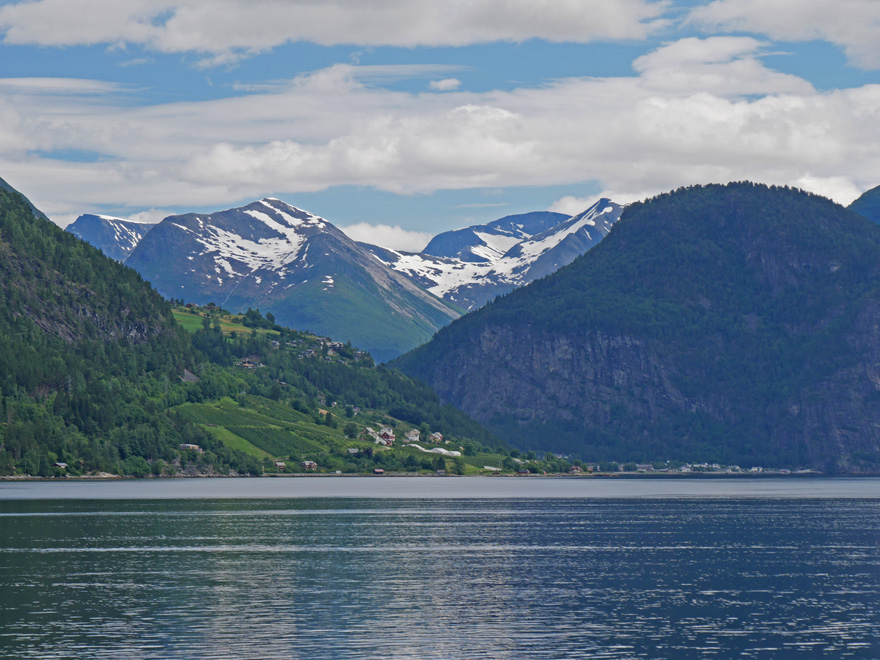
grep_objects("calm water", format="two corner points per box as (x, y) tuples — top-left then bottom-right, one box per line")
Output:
(0, 478), (878, 659)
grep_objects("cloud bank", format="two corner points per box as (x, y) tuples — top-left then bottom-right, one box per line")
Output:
(688, 0), (880, 69)
(2, 37), (879, 224)
(0, 0), (669, 65)
(340, 223), (434, 252)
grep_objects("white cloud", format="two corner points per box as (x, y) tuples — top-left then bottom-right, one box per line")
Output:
(0, 0), (670, 64)
(128, 208), (171, 224)
(633, 37), (814, 96)
(340, 222), (433, 252)
(549, 188), (656, 215)
(4, 37), (880, 224)
(688, 0), (880, 69)
(791, 175), (864, 205)
(0, 77), (121, 94)
(429, 78), (461, 92)
(549, 196), (598, 216)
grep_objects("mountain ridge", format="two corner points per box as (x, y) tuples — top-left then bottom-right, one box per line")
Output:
(66, 213), (157, 261)
(125, 198), (461, 361)
(367, 199), (623, 310)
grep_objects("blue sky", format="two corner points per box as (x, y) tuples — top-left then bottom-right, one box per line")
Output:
(1, 0), (879, 250)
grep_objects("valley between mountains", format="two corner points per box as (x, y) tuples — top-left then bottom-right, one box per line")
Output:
(68, 197), (622, 361)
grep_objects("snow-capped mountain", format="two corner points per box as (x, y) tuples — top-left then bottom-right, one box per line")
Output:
(422, 211), (569, 263)
(366, 199), (623, 311)
(66, 213), (157, 261)
(124, 198), (460, 362)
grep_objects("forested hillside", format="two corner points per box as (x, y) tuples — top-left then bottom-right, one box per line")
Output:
(0, 184), (502, 477)
(0, 184), (230, 476)
(394, 183), (880, 472)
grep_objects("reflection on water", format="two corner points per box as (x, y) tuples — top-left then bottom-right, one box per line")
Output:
(1, 495), (878, 658)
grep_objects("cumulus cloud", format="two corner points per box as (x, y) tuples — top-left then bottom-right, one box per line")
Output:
(549, 189), (655, 215)
(633, 37), (814, 96)
(688, 0), (880, 69)
(4, 37), (880, 223)
(549, 196), (596, 216)
(790, 175), (864, 205)
(0, 0), (670, 64)
(429, 78), (462, 92)
(128, 208), (172, 224)
(340, 222), (434, 252)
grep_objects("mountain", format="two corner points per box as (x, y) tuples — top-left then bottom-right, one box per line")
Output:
(422, 211), (568, 262)
(393, 183), (880, 473)
(125, 198), (460, 362)
(66, 213), (157, 261)
(367, 200), (623, 311)
(848, 184), (880, 224)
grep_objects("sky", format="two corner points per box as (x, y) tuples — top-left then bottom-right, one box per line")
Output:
(1, 0), (880, 250)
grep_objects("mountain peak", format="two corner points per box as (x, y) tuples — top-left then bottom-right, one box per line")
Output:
(368, 201), (623, 310)
(66, 213), (158, 261)
(125, 197), (459, 361)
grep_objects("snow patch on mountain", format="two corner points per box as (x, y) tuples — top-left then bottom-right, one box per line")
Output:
(65, 212), (158, 261)
(469, 230), (523, 261)
(366, 199), (622, 310)
(170, 198), (333, 277)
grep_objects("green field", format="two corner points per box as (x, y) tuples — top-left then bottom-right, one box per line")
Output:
(202, 425), (274, 459)
(173, 396), (516, 474)
(175, 397), (355, 459)
(172, 308), (281, 337)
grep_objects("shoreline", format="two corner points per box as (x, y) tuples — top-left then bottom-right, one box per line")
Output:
(2, 470), (862, 482)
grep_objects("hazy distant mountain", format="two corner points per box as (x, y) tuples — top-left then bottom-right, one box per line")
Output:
(366, 200), (623, 310)
(66, 213), (157, 261)
(394, 183), (880, 472)
(125, 198), (460, 361)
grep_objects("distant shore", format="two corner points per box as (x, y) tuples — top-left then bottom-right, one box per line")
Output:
(2, 470), (860, 482)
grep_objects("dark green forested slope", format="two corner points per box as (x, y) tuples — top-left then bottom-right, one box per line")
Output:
(0, 183), (240, 476)
(0, 176), (48, 222)
(0, 184), (501, 477)
(849, 184), (880, 224)
(394, 183), (880, 472)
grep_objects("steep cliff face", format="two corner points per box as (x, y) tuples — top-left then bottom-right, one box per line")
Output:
(394, 183), (880, 471)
